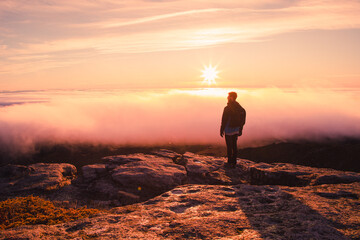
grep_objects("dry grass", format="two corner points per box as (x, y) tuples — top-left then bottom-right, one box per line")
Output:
(0, 195), (101, 229)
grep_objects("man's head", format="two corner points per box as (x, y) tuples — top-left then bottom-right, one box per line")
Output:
(227, 92), (237, 102)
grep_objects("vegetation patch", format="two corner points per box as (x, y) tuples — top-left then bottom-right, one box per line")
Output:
(0, 195), (101, 229)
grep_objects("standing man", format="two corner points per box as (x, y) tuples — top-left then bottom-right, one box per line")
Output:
(220, 92), (246, 168)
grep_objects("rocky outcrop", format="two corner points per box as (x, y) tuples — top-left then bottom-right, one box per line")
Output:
(0, 163), (76, 196)
(75, 150), (249, 206)
(239, 160), (360, 187)
(2, 183), (359, 239)
(1, 149), (360, 239)
(2, 150), (360, 206)
(76, 153), (187, 205)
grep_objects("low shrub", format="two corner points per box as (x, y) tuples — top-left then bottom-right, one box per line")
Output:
(0, 195), (101, 229)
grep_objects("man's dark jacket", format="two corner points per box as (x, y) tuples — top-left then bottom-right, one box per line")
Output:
(220, 101), (246, 135)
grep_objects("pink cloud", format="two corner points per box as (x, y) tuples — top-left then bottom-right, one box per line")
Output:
(0, 88), (359, 154)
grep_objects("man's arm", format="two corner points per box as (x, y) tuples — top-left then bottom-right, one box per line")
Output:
(238, 107), (246, 135)
(241, 108), (246, 126)
(220, 107), (228, 137)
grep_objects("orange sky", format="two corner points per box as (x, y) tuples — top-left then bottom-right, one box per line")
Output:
(1, 0), (360, 90)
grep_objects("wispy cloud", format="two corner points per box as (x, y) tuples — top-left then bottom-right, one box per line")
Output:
(100, 8), (224, 28)
(1, 0), (360, 74)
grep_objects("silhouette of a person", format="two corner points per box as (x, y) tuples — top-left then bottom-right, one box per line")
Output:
(220, 92), (246, 168)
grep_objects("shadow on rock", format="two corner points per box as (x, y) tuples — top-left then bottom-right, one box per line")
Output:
(235, 184), (349, 239)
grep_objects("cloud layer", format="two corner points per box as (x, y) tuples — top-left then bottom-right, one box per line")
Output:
(0, 88), (359, 154)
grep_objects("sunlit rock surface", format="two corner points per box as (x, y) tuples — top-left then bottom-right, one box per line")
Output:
(1, 149), (360, 239)
(1, 183), (359, 239)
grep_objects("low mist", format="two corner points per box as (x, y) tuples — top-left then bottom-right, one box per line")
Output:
(0, 88), (359, 154)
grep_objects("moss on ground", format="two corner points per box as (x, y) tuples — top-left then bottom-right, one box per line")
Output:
(0, 195), (101, 229)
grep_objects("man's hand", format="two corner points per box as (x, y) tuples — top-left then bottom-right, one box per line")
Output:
(220, 131), (224, 137)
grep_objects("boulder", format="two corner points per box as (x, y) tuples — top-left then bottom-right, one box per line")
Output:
(0, 164), (31, 180)
(111, 154), (187, 195)
(0, 163), (77, 195)
(27, 163), (77, 191)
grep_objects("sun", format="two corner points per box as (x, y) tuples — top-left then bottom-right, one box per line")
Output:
(201, 64), (219, 85)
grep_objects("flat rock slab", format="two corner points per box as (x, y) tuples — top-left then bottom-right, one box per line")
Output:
(0, 163), (76, 195)
(239, 159), (360, 186)
(154, 150), (246, 185)
(2, 182), (359, 239)
(111, 154), (187, 194)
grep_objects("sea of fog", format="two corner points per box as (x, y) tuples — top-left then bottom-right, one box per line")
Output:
(0, 88), (359, 153)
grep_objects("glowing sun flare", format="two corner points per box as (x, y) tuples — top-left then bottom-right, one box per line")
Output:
(201, 65), (219, 85)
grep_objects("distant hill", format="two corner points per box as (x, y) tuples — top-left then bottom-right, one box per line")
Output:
(238, 139), (360, 172)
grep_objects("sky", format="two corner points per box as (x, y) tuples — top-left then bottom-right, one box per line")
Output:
(1, 0), (360, 90)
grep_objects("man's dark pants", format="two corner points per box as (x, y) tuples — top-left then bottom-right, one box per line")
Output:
(225, 134), (238, 165)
